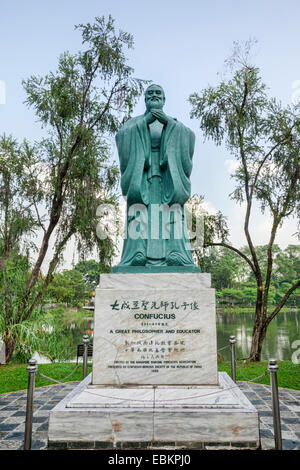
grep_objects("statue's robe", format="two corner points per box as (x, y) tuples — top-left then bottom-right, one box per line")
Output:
(115, 113), (195, 267)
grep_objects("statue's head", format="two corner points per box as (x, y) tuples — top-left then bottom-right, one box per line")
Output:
(145, 84), (165, 111)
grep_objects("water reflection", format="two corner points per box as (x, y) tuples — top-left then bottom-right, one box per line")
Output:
(217, 310), (300, 361)
(33, 317), (94, 364)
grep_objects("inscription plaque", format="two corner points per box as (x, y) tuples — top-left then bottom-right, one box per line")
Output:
(92, 275), (218, 385)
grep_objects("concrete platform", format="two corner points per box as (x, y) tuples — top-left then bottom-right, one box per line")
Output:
(47, 372), (260, 449)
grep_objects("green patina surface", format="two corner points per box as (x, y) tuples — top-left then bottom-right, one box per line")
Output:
(113, 84), (199, 273)
(111, 265), (200, 273)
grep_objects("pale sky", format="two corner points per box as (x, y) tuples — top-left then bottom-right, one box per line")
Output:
(1, 0), (299, 269)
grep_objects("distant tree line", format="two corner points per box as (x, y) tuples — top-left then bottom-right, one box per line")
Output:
(199, 244), (300, 308)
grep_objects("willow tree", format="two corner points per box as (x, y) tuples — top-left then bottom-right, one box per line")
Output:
(0, 16), (147, 362)
(189, 42), (300, 361)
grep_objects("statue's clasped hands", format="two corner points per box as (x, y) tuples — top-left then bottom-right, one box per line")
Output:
(145, 110), (169, 126)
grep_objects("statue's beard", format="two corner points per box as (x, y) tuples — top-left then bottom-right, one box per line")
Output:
(146, 101), (164, 111)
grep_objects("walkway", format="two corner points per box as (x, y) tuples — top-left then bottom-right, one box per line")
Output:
(0, 381), (299, 450)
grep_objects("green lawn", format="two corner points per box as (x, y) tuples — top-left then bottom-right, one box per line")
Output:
(0, 362), (92, 394)
(219, 360), (300, 390)
(0, 360), (299, 395)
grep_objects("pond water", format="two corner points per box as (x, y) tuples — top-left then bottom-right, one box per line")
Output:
(33, 310), (300, 363)
(217, 310), (300, 361)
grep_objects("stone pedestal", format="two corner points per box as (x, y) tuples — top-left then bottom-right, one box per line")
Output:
(47, 273), (260, 450)
(92, 273), (218, 386)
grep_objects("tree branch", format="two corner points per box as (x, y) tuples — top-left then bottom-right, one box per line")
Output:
(267, 279), (300, 324)
(33, 200), (46, 234)
(262, 215), (280, 322)
(207, 242), (256, 273)
(88, 79), (121, 131)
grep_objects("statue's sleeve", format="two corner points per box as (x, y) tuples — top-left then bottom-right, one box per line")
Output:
(161, 120), (195, 206)
(115, 116), (150, 206)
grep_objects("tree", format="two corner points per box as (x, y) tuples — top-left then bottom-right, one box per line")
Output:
(74, 259), (101, 289)
(0, 136), (45, 362)
(46, 269), (86, 306)
(210, 250), (243, 291)
(189, 41), (300, 361)
(0, 16), (147, 362)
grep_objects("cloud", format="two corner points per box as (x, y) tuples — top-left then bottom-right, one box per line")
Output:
(201, 201), (218, 215)
(227, 202), (298, 249)
(225, 159), (239, 173)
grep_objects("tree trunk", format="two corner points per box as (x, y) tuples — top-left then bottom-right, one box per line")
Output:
(4, 336), (16, 364)
(249, 320), (268, 362)
(249, 288), (265, 361)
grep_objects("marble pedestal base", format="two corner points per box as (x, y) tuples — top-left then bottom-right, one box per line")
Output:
(47, 372), (260, 450)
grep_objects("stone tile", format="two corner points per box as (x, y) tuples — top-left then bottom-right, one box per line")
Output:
(31, 440), (47, 450)
(250, 400), (265, 405)
(0, 401), (11, 407)
(32, 431), (48, 440)
(280, 411), (299, 418)
(258, 410), (273, 417)
(282, 417), (300, 425)
(261, 424), (273, 430)
(260, 429), (273, 439)
(260, 438), (275, 450)
(281, 431), (297, 440)
(12, 411), (26, 417)
(34, 410), (50, 417)
(286, 406), (300, 412)
(1, 417), (25, 424)
(32, 416), (48, 423)
(260, 417), (275, 424)
(0, 440), (23, 450)
(282, 440), (300, 450)
(4, 432), (25, 440)
(13, 424), (25, 432)
(36, 422), (48, 432)
(7, 392), (24, 398)
(0, 423), (19, 432)
(1, 406), (20, 411)
(255, 404), (271, 410)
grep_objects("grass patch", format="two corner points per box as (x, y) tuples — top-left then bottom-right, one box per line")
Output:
(219, 360), (300, 390)
(0, 362), (92, 394)
(0, 360), (299, 395)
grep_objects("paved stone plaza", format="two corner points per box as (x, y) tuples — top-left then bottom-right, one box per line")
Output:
(0, 381), (299, 450)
